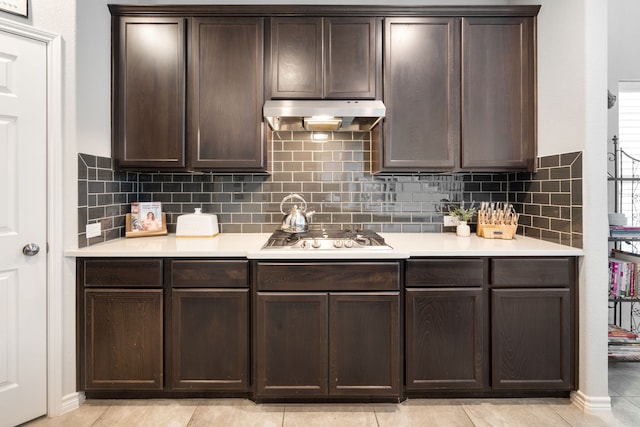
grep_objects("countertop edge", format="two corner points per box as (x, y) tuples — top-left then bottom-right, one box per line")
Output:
(64, 233), (584, 258)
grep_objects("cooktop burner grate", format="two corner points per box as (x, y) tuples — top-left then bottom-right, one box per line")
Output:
(261, 229), (391, 250)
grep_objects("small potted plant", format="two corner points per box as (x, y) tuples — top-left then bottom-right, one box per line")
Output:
(449, 203), (476, 237)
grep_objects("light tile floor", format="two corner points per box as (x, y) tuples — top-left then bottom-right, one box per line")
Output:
(22, 363), (640, 427)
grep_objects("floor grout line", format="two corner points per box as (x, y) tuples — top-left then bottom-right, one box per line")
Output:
(545, 402), (575, 427)
(89, 404), (110, 427)
(372, 405), (380, 427)
(461, 403), (479, 427)
(281, 405), (286, 427)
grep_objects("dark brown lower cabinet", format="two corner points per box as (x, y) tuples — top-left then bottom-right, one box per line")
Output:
(405, 256), (576, 395)
(405, 288), (486, 390)
(404, 258), (488, 392)
(253, 260), (401, 401)
(171, 288), (249, 390)
(329, 293), (400, 396)
(84, 289), (164, 391)
(490, 257), (576, 392)
(491, 288), (572, 390)
(255, 291), (400, 400)
(77, 255), (575, 399)
(255, 293), (328, 397)
(79, 257), (250, 396)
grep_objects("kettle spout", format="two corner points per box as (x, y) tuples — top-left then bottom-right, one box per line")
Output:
(306, 209), (315, 220)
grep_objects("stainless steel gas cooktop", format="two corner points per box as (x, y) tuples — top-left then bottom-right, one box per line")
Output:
(261, 229), (392, 250)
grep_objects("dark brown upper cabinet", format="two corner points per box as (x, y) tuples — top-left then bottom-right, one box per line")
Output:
(188, 17), (266, 171)
(110, 5), (537, 174)
(377, 17), (460, 172)
(111, 14), (266, 172)
(269, 17), (380, 99)
(112, 17), (187, 170)
(374, 14), (537, 173)
(461, 17), (536, 171)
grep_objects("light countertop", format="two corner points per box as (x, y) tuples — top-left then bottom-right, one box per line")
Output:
(65, 232), (583, 259)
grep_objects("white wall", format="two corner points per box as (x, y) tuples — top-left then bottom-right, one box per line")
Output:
(76, 1), (111, 158)
(580, 0), (609, 410)
(534, 0), (587, 156)
(512, 0), (609, 410)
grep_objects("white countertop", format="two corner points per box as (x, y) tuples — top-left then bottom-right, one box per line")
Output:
(64, 232), (583, 259)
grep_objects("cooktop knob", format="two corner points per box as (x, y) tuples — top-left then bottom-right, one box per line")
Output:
(344, 239), (354, 248)
(312, 239), (321, 248)
(300, 240), (309, 249)
(333, 240), (343, 248)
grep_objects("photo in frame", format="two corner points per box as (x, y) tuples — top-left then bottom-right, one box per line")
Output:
(0, 0), (28, 18)
(126, 202), (166, 237)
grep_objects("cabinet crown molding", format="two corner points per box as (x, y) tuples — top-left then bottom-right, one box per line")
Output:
(108, 5), (541, 18)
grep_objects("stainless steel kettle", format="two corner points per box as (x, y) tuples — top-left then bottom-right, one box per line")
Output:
(280, 194), (315, 233)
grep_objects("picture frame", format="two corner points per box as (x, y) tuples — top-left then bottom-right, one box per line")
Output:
(0, 1), (28, 18)
(126, 202), (167, 237)
(126, 213), (167, 238)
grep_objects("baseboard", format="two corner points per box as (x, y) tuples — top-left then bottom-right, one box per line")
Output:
(59, 391), (85, 415)
(571, 390), (612, 414)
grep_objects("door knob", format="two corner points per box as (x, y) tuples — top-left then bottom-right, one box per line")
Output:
(23, 243), (40, 256)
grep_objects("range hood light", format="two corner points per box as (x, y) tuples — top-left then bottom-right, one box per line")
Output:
(303, 116), (342, 131)
(263, 100), (385, 132)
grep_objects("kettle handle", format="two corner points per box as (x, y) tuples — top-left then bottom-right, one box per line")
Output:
(280, 193), (307, 214)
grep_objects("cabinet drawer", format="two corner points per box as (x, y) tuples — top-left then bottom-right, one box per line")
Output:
(255, 262), (400, 291)
(80, 258), (163, 287)
(169, 259), (248, 288)
(406, 258), (487, 287)
(491, 257), (575, 287)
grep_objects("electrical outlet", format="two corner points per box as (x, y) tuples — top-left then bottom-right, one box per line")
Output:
(443, 215), (459, 227)
(86, 222), (101, 238)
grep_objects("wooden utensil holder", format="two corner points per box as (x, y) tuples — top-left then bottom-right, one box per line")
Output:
(476, 223), (517, 240)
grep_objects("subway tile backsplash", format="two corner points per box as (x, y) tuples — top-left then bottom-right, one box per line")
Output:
(508, 151), (583, 248)
(77, 132), (582, 249)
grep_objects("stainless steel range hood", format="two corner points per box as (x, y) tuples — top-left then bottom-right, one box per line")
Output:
(263, 100), (385, 132)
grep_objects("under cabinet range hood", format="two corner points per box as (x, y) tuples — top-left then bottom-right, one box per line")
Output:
(263, 100), (385, 132)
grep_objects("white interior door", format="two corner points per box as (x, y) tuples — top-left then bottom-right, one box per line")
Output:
(0, 29), (48, 427)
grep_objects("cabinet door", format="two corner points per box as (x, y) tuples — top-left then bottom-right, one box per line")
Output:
(270, 17), (378, 99)
(461, 17), (536, 171)
(255, 292), (328, 397)
(377, 17), (460, 172)
(491, 288), (573, 390)
(171, 289), (248, 390)
(84, 289), (163, 390)
(270, 17), (323, 98)
(405, 288), (487, 390)
(112, 17), (186, 170)
(324, 17), (378, 99)
(329, 293), (400, 397)
(189, 17), (266, 171)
